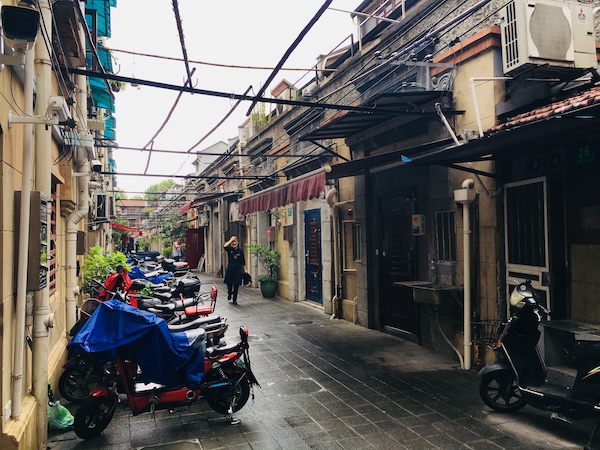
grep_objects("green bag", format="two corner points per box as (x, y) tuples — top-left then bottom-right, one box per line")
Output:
(47, 400), (74, 429)
(47, 382), (73, 430)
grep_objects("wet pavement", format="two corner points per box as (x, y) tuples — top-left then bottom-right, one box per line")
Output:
(48, 271), (595, 449)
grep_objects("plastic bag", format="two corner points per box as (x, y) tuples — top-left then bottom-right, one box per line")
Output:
(48, 400), (74, 429)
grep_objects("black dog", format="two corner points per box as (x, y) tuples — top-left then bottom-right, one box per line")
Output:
(242, 272), (252, 286)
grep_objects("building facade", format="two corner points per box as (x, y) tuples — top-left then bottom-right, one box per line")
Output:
(189, 0), (600, 373)
(0, 1), (117, 448)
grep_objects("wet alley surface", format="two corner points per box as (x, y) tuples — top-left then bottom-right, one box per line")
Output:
(48, 271), (594, 450)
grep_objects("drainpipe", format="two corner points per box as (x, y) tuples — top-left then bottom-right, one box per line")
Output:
(32, 1), (54, 446)
(470, 77), (512, 138)
(65, 150), (89, 331)
(454, 179), (477, 370)
(11, 41), (35, 421)
(326, 188), (340, 318)
(66, 9), (91, 331)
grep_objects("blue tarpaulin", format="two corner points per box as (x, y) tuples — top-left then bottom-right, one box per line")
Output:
(68, 300), (205, 385)
(129, 266), (172, 284)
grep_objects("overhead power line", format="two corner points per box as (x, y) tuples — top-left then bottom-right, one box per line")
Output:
(66, 67), (439, 117)
(245, 0), (333, 116)
(107, 47), (332, 72)
(96, 143), (324, 158)
(101, 171), (284, 180)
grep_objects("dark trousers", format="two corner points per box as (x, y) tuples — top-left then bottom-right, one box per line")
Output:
(227, 283), (240, 302)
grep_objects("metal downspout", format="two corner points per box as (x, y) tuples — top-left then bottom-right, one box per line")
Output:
(66, 150), (89, 331)
(11, 43), (35, 421)
(326, 187), (340, 318)
(32, 1), (54, 446)
(66, 9), (91, 331)
(454, 180), (477, 371)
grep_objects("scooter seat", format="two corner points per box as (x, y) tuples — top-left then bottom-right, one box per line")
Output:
(152, 297), (198, 312)
(137, 298), (162, 309)
(185, 304), (213, 316)
(565, 340), (600, 363)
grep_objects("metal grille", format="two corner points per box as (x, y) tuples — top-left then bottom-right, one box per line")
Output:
(506, 181), (546, 267)
(436, 210), (456, 261)
(503, 1), (519, 70)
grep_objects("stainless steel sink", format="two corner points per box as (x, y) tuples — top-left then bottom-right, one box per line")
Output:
(394, 281), (461, 306)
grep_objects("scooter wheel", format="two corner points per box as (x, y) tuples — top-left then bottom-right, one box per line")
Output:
(73, 395), (116, 439)
(479, 372), (527, 412)
(206, 370), (251, 414)
(58, 366), (102, 403)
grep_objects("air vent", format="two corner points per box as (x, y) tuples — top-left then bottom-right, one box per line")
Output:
(500, 0), (597, 76)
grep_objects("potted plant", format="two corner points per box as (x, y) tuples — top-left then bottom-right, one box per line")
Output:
(247, 243), (280, 298)
(108, 80), (126, 92)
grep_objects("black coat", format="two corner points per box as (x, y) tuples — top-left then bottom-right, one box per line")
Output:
(224, 245), (245, 285)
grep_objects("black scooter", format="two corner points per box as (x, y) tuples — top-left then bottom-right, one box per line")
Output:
(479, 280), (600, 449)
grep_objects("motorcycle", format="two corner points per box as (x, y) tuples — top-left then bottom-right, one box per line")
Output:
(69, 300), (259, 439)
(479, 279), (600, 450)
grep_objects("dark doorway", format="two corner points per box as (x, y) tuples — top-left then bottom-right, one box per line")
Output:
(304, 209), (322, 304)
(185, 228), (204, 270)
(379, 192), (418, 336)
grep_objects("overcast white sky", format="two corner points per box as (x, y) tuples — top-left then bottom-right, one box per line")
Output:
(108, 1), (359, 196)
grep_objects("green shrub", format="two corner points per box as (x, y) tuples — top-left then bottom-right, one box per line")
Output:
(81, 246), (129, 296)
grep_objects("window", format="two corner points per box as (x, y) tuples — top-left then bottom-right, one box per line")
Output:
(49, 189), (57, 294)
(436, 210), (456, 261)
(352, 223), (361, 262)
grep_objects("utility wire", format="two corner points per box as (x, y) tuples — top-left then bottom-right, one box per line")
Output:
(171, 0), (194, 88)
(95, 143), (322, 158)
(66, 68), (438, 117)
(245, 0), (333, 116)
(106, 47), (333, 72)
(142, 67), (197, 174)
(186, 85), (252, 153)
(100, 171), (284, 180)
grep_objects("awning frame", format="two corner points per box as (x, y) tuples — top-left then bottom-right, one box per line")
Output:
(238, 168), (328, 215)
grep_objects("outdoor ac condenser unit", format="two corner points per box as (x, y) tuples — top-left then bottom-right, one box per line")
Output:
(198, 212), (209, 227)
(500, 0), (597, 76)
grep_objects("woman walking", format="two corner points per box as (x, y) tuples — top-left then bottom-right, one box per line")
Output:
(224, 236), (246, 304)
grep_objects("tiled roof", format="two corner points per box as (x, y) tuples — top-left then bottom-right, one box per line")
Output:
(118, 199), (146, 207)
(488, 84), (600, 133)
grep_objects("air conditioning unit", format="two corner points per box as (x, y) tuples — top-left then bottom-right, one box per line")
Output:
(229, 202), (242, 223)
(198, 212), (209, 228)
(500, 0), (597, 76)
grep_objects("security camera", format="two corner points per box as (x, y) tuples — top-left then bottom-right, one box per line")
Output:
(91, 160), (102, 173)
(47, 96), (70, 122)
(1, 5), (40, 53)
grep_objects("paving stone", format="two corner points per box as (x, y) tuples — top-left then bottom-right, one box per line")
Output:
(48, 272), (598, 450)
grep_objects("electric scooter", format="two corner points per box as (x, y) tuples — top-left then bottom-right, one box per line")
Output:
(479, 279), (600, 450)
(70, 300), (259, 440)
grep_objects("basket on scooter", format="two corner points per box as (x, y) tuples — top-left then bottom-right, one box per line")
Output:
(69, 299), (102, 336)
(81, 298), (101, 320)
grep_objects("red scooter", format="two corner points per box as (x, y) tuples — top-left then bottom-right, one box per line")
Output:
(70, 301), (259, 440)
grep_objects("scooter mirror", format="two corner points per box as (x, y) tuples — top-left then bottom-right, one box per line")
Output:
(239, 326), (248, 343)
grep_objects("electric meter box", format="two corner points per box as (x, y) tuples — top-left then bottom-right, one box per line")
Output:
(15, 191), (49, 291)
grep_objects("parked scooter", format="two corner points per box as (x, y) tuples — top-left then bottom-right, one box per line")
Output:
(479, 279), (600, 449)
(60, 282), (226, 403)
(70, 300), (259, 439)
(157, 255), (190, 277)
(95, 276), (224, 337)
